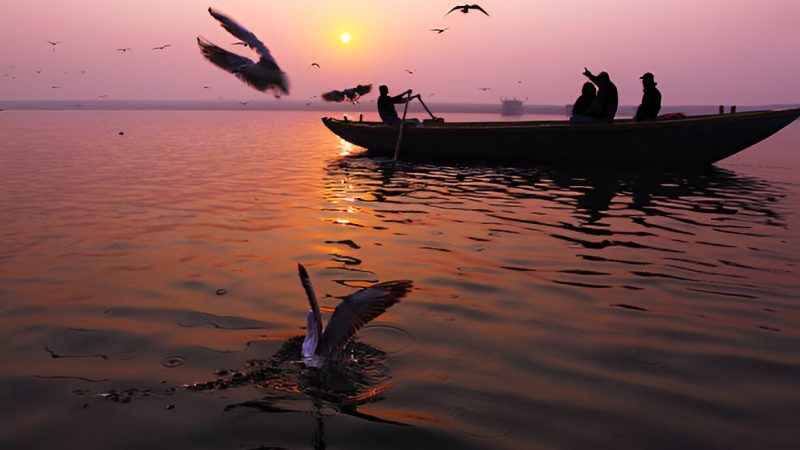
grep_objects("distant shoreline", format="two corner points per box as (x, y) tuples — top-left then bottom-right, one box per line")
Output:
(0, 100), (796, 116)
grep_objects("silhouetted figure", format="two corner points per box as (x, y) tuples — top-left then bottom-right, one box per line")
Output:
(580, 68), (618, 122)
(378, 85), (415, 125)
(634, 72), (661, 121)
(322, 84), (372, 103)
(571, 82), (596, 117)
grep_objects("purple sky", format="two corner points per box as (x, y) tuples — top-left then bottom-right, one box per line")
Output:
(1, 0), (798, 105)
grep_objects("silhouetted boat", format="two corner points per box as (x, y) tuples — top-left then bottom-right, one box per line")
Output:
(322, 108), (800, 166)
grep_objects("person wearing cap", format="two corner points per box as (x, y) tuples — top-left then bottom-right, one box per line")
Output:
(580, 67), (618, 122)
(634, 72), (661, 121)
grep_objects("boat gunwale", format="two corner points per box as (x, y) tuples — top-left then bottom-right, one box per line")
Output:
(323, 108), (800, 132)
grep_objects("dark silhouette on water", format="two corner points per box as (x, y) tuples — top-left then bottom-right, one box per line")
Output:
(572, 67), (618, 123)
(197, 7), (289, 96)
(571, 81), (597, 118)
(446, 4), (490, 16)
(321, 84), (372, 103)
(634, 72), (662, 121)
(378, 85), (417, 124)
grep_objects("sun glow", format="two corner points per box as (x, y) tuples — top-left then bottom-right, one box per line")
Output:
(340, 32), (351, 44)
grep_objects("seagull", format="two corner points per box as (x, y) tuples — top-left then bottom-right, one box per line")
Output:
(445, 4), (490, 16)
(198, 7), (289, 96)
(478, 87), (492, 91)
(47, 40), (60, 52)
(98, 94), (109, 99)
(404, 69), (415, 75)
(321, 84), (372, 103)
(152, 44), (171, 50)
(310, 62), (320, 68)
(231, 41), (248, 47)
(297, 264), (412, 368)
(117, 48), (132, 52)
(430, 28), (449, 34)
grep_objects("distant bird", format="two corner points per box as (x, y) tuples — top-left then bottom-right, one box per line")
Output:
(198, 7), (289, 96)
(297, 264), (412, 368)
(51, 86), (61, 89)
(430, 28), (449, 34)
(231, 41), (248, 47)
(152, 44), (171, 50)
(202, 85), (211, 89)
(98, 94), (109, 99)
(321, 84), (372, 103)
(47, 40), (61, 52)
(445, 4), (489, 16)
(240, 100), (249, 106)
(478, 87), (492, 91)
(404, 69), (415, 74)
(311, 62), (320, 68)
(35, 70), (42, 74)
(117, 48), (132, 52)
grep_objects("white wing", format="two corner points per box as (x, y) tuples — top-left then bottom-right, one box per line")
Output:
(207, 8), (277, 65)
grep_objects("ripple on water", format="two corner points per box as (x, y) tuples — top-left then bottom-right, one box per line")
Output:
(358, 324), (416, 356)
(161, 356), (185, 368)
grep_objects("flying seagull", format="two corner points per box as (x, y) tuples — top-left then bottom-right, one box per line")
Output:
(298, 264), (412, 368)
(445, 4), (490, 16)
(321, 84), (372, 103)
(430, 28), (449, 34)
(152, 44), (171, 50)
(117, 48), (132, 52)
(198, 7), (289, 96)
(47, 40), (60, 52)
(310, 62), (320, 68)
(404, 69), (415, 74)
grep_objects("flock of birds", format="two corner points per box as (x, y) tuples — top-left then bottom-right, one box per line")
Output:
(197, 4), (492, 103)
(5, 4), (494, 104)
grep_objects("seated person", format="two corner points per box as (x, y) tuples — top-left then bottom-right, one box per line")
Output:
(573, 68), (618, 123)
(378, 85), (416, 125)
(571, 82), (596, 118)
(634, 72), (662, 121)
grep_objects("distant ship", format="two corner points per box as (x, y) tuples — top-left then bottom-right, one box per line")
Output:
(501, 98), (524, 116)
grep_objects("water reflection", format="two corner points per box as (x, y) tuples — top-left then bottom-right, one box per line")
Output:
(187, 336), (404, 449)
(326, 156), (786, 229)
(322, 155), (793, 305)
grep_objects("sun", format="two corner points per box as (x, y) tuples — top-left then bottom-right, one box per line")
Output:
(340, 32), (351, 44)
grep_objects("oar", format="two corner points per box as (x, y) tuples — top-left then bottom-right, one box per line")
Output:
(416, 95), (437, 120)
(393, 91), (412, 161)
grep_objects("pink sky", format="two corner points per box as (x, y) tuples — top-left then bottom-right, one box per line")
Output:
(1, 0), (798, 105)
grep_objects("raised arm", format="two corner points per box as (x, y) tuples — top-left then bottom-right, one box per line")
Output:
(583, 67), (599, 84)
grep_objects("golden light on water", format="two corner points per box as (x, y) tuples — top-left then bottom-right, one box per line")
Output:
(340, 32), (351, 43)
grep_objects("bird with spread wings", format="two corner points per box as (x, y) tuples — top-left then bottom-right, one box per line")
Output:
(298, 264), (412, 368)
(321, 84), (372, 103)
(445, 4), (490, 16)
(197, 7), (289, 96)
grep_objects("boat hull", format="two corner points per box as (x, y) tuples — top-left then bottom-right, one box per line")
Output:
(322, 109), (800, 166)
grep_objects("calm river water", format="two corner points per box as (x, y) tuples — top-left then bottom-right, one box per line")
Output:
(1, 110), (798, 449)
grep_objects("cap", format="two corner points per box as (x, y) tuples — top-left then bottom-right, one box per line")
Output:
(640, 72), (655, 81)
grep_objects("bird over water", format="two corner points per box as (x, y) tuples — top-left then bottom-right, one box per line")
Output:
(297, 264), (412, 368)
(197, 7), (289, 96)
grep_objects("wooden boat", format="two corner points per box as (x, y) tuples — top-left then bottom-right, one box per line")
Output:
(322, 108), (800, 166)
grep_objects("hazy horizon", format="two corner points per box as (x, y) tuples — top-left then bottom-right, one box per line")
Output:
(2, 1), (798, 105)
